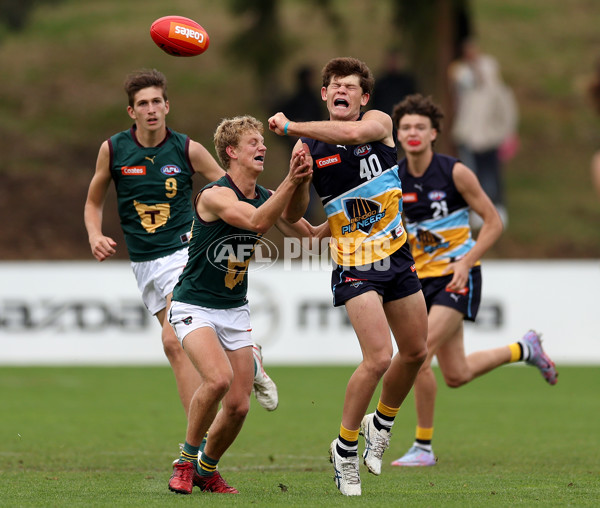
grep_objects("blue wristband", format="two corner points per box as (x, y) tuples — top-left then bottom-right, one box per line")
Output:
(283, 121), (290, 135)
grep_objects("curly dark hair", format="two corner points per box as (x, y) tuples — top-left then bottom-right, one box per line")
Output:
(391, 93), (444, 134)
(321, 57), (375, 96)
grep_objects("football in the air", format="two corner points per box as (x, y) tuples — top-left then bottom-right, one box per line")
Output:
(150, 15), (210, 57)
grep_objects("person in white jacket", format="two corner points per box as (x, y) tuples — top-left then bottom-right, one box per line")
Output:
(449, 39), (518, 225)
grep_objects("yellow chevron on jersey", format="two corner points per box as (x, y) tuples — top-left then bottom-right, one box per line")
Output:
(399, 153), (480, 279)
(407, 213), (480, 278)
(326, 168), (407, 267)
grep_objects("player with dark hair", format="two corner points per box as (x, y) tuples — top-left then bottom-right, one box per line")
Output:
(167, 115), (324, 494)
(269, 57), (428, 496)
(84, 70), (280, 455)
(389, 93), (557, 467)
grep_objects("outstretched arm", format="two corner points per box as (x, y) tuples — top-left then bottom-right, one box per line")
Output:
(275, 217), (330, 259)
(268, 109), (394, 146)
(275, 217), (330, 240)
(199, 149), (313, 233)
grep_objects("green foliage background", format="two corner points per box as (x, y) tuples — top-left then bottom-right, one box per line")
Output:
(0, 0), (599, 259)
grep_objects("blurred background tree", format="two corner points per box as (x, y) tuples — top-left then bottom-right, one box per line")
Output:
(0, 0), (598, 260)
(0, 0), (63, 32)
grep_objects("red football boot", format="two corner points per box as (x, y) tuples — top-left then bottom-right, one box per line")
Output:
(195, 471), (239, 494)
(168, 461), (196, 495)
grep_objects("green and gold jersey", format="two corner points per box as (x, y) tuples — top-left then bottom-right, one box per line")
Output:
(109, 126), (195, 261)
(172, 174), (271, 309)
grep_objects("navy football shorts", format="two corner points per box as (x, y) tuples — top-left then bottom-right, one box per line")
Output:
(331, 242), (422, 307)
(420, 265), (482, 321)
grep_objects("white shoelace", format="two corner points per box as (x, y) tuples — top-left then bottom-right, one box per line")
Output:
(371, 430), (391, 459)
(340, 458), (360, 484)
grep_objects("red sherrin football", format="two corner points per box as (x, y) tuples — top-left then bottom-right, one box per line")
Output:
(150, 16), (210, 57)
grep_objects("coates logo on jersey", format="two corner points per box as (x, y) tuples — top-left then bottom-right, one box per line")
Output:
(428, 190), (446, 201)
(160, 165), (182, 176)
(353, 144), (372, 157)
(121, 166), (146, 175)
(316, 154), (341, 168)
(403, 192), (418, 203)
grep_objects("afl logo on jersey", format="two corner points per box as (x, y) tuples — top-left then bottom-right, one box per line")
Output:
(428, 190), (446, 201)
(354, 144), (372, 157)
(160, 165), (182, 176)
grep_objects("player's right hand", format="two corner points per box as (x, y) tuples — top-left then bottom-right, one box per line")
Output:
(268, 112), (290, 136)
(288, 147), (312, 185)
(90, 235), (117, 262)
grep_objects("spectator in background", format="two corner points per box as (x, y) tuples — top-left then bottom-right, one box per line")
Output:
(591, 152), (600, 197)
(278, 65), (325, 137)
(371, 49), (418, 117)
(448, 38), (518, 227)
(586, 58), (600, 197)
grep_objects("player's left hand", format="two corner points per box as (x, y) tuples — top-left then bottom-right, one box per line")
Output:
(288, 148), (313, 185)
(444, 259), (470, 292)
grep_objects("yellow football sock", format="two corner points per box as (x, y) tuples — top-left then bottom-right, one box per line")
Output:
(416, 426), (434, 442)
(377, 400), (400, 418)
(339, 424), (359, 443)
(508, 342), (522, 363)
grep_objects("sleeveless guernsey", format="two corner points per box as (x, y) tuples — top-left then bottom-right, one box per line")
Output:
(398, 153), (478, 278)
(109, 126), (194, 262)
(172, 174), (271, 309)
(301, 114), (407, 267)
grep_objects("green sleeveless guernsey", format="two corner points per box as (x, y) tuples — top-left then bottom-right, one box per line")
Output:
(172, 174), (271, 309)
(109, 126), (194, 262)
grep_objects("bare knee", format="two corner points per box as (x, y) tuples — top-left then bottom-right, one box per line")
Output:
(201, 373), (233, 401)
(397, 326), (429, 368)
(443, 372), (471, 388)
(403, 345), (428, 369)
(162, 328), (184, 362)
(222, 398), (250, 422)
(363, 353), (392, 379)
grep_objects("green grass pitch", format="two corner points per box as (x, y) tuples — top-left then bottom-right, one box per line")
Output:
(0, 365), (597, 506)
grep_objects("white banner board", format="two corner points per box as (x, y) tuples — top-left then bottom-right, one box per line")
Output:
(0, 260), (598, 365)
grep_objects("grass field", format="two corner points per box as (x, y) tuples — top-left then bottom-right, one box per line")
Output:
(0, 365), (597, 506)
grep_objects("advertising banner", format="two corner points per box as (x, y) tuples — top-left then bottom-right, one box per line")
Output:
(0, 261), (597, 365)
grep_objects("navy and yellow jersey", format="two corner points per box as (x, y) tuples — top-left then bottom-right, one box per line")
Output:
(301, 116), (406, 267)
(109, 126), (195, 262)
(172, 174), (271, 310)
(398, 152), (478, 279)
